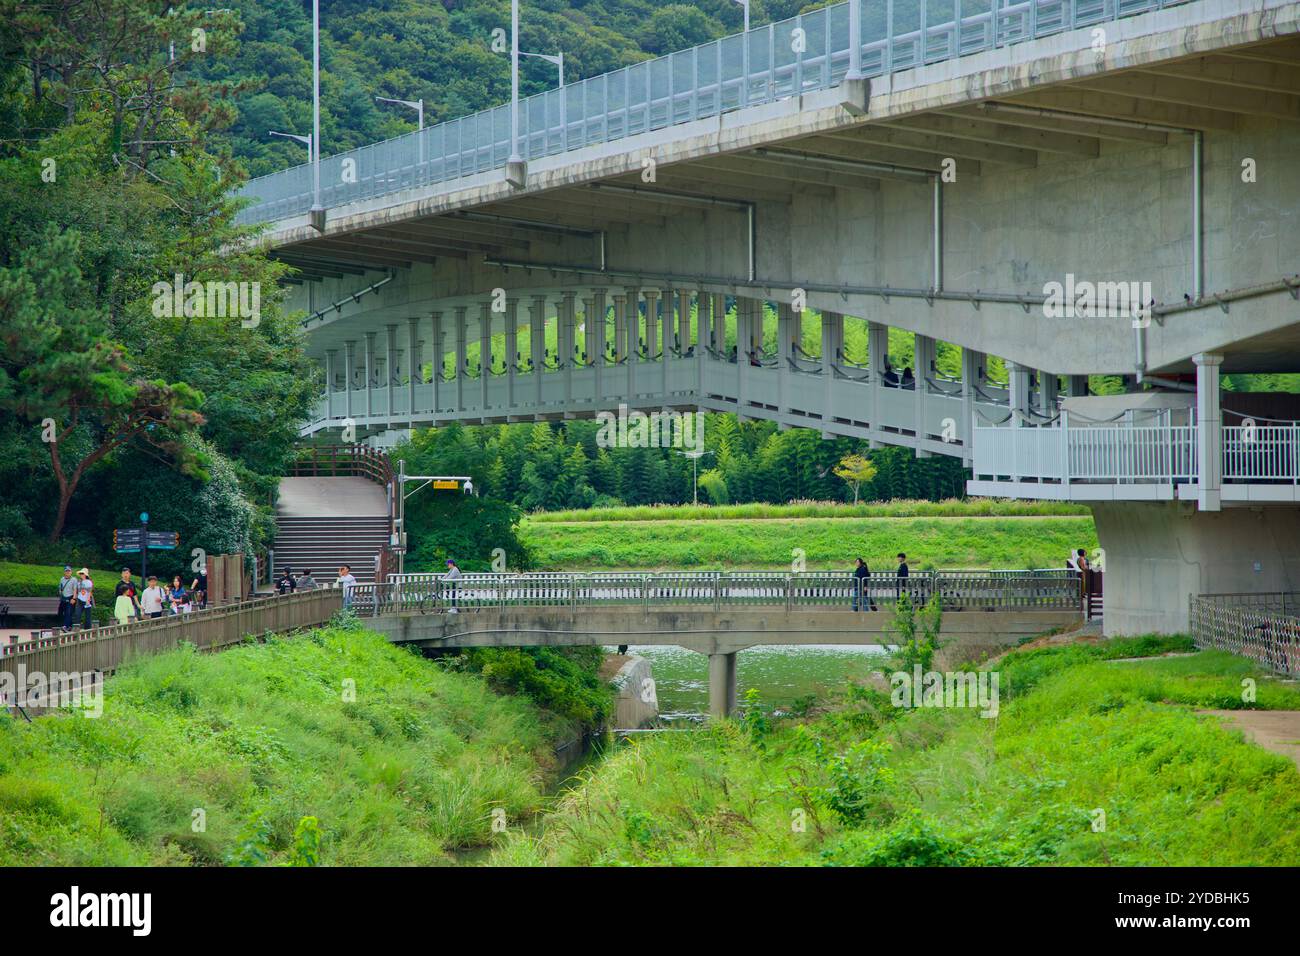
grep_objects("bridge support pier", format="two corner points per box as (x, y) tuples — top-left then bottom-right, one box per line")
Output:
(708, 651), (738, 719)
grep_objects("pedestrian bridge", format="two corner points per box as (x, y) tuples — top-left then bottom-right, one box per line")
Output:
(355, 570), (1083, 716)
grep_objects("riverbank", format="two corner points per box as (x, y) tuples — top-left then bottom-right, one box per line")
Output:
(487, 636), (1300, 866)
(0, 618), (589, 865)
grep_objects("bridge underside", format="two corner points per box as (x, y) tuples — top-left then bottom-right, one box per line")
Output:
(245, 0), (1300, 638)
(367, 607), (1079, 716)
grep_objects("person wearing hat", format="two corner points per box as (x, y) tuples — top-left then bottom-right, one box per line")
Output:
(57, 566), (78, 632)
(113, 568), (142, 625)
(442, 559), (462, 613)
(74, 568), (95, 630)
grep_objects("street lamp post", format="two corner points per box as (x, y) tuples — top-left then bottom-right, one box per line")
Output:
(506, 0), (526, 187)
(732, 0), (749, 31)
(376, 95), (425, 165)
(519, 50), (565, 150)
(733, 0), (750, 103)
(269, 129), (313, 161)
(677, 449), (715, 506)
(310, 0), (323, 231)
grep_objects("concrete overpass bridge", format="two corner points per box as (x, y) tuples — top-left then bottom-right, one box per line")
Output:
(351, 571), (1083, 717)
(239, 0), (1300, 635)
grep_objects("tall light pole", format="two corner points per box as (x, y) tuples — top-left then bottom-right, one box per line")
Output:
(376, 94), (425, 165)
(520, 50), (565, 151)
(846, 0), (863, 82)
(269, 129), (313, 158)
(732, 0), (749, 31)
(677, 449), (715, 506)
(309, 0), (324, 231)
(506, 0), (526, 187)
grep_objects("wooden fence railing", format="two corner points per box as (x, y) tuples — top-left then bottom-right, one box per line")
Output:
(1190, 593), (1300, 677)
(1, 589), (342, 708)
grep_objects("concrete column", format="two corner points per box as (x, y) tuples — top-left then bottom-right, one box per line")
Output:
(479, 301), (493, 420)
(364, 330), (376, 418)
(711, 294), (727, 355)
(1066, 375), (1089, 398)
(960, 348), (983, 464)
(914, 333), (936, 456)
(591, 289), (607, 406)
(581, 295), (595, 405)
(696, 291), (711, 397)
(325, 349), (337, 419)
(454, 306), (468, 415)
(407, 317), (419, 422)
(612, 293), (628, 408)
(1037, 371), (1059, 418)
(661, 286), (674, 395)
(1195, 352), (1224, 512)
(708, 651), (738, 720)
(624, 286), (640, 401)
(678, 291), (692, 357)
(1007, 360), (1031, 426)
(868, 321), (889, 445)
(430, 313), (443, 422)
(561, 290), (576, 411)
(529, 295), (546, 412)
(385, 324), (398, 419)
(821, 311), (842, 437)
(505, 299), (518, 412)
(736, 298), (752, 419)
(777, 301), (794, 426)
(642, 289), (659, 360)
(344, 340), (356, 421)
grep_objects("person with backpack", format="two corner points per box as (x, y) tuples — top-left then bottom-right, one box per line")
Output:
(277, 567), (297, 595)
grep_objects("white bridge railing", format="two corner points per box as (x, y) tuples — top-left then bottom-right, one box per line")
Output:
(974, 415), (1300, 485)
(347, 569), (1082, 616)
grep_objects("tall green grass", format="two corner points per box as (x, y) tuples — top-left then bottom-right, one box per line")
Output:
(528, 498), (1092, 523)
(492, 640), (1300, 866)
(521, 515), (1098, 570)
(0, 622), (573, 865)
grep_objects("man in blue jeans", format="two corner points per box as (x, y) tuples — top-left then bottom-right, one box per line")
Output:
(57, 566), (77, 631)
(852, 558), (877, 612)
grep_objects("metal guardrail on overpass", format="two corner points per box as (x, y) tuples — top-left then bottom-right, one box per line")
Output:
(236, 0), (1199, 225)
(352, 569), (1083, 615)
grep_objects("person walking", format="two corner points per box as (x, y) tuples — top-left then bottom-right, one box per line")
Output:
(57, 566), (77, 632)
(337, 565), (357, 609)
(852, 557), (873, 612)
(442, 558), (462, 613)
(74, 568), (95, 630)
(141, 576), (166, 619)
(895, 552), (910, 602)
(113, 568), (142, 625)
(190, 565), (208, 610)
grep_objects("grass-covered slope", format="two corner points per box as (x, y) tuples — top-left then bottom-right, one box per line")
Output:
(521, 514), (1098, 570)
(0, 620), (575, 866)
(491, 639), (1300, 866)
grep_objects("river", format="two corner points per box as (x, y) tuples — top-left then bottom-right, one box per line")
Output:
(622, 643), (893, 720)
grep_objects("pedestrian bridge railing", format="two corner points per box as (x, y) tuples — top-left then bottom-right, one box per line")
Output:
(236, 0), (1198, 225)
(351, 570), (1082, 616)
(0, 589), (342, 711)
(974, 415), (1300, 486)
(1190, 592), (1300, 677)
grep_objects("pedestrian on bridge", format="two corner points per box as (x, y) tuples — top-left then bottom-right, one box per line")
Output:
(337, 565), (357, 609)
(297, 569), (317, 590)
(113, 568), (142, 625)
(896, 553), (910, 602)
(277, 567), (297, 595)
(57, 566), (77, 632)
(443, 559), (461, 613)
(852, 558), (876, 612)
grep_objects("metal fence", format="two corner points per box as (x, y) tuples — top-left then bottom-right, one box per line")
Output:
(1, 589), (341, 710)
(1190, 593), (1300, 677)
(352, 570), (1081, 615)
(236, 0), (1196, 225)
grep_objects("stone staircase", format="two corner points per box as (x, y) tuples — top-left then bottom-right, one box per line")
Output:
(272, 447), (395, 586)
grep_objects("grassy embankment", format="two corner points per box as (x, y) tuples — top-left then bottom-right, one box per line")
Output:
(0, 618), (598, 865)
(490, 637), (1300, 866)
(521, 500), (1098, 571)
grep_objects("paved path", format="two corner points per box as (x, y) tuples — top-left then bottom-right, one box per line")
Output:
(1201, 710), (1300, 772)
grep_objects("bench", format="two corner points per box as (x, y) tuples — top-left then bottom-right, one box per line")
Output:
(0, 597), (62, 627)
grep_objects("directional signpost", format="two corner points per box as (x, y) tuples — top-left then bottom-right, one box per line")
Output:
(113, 512), (178, 582)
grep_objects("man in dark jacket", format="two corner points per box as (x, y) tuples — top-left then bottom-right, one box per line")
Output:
(852, 558), (874, 612)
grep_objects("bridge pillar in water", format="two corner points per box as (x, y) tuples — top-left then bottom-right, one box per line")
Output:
(708, 651), (738, 720)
